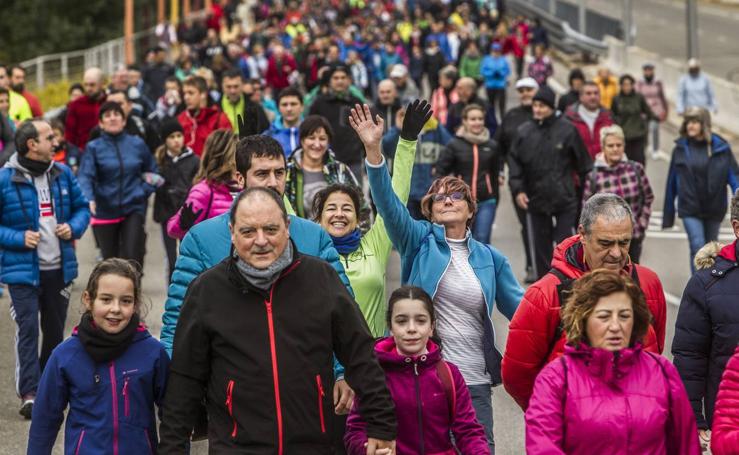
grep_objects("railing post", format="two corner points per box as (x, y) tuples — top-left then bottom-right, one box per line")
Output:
(36, 57), (44, 89)
(61, 55), (69, 81)
(549, 0), (556, 16)
(108, 42), (115, 76)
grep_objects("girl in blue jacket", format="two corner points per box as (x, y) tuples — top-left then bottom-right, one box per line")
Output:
(28, 258), (169, 455)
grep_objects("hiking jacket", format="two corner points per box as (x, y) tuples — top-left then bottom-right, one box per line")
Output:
(673, 240), (739, 430)
(582, 153), (654, 239)
(177, 107), (232, 156)
(166, 179), (234, 240)
(0, 156), (89, 285)
(64, 94), (106, 149)
(367, 157), (524, 385)
(27, 326), (169, 455)
(480, 55), (510, 89)
(526, 343), (700, 455)
(436, 132), (501, 203)
(158, 253), (396, 454)
(345, 338), (490, 455)
(663, 134), (739, 227)
(495, 104), (532, 165)
(78, 132), (158, 220)
(502, 235), (667, 410)
(265, 118), (301, 157)
(509, 114), (592, 215)
(564, 103), (614, 159)
(160, 210), (352, 358)
(153, 149), (199, 224)
(221, 95), (270, 137)
(712, 345), (739, 455)
(308, 92), (366, 165)
(611, 91), (656, 139)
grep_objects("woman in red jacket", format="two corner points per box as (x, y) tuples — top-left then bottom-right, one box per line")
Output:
(345, 286), (490, 455)
(712, 345), (739, 455)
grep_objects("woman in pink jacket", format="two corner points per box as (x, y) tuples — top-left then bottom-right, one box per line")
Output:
(345, 286), (490, 455)
(167, 129), (239, 239)
(711, 345), (739, 455)
(526, 269), (700, 455)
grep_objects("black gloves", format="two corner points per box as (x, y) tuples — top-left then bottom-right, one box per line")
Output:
(179, 202), (203, 232)
(236, 103), (261, 138)
(400, 99), (434, 141)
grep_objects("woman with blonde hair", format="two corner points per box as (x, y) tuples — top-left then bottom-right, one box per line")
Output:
(526, 269), (700, 454)
(167, 129), (239, 239)
(582, 124), (654, 263)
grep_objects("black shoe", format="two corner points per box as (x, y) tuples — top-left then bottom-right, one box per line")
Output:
(19, 397), (34, 420)
(524, 267), (537, 284)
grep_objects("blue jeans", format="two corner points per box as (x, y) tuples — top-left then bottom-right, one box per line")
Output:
(468, 384), (495, 454)
(472, 199), (497, 244)
(682, 216), (722, 273)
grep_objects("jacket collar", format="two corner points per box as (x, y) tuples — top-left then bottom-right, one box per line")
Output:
(553, 235), (635, 279)
(565, 342), (643, 384)
(374, 337), (442, 371)
(712, 240), (739, 278)
(226, 239), (302, 296)
(7, 153), (62, 184)
(676, 133), (729, 155)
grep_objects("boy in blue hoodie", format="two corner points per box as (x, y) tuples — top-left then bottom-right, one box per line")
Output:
(264, 87), (304, 157)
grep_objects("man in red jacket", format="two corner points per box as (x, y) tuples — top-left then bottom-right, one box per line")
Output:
(265, 44), (297, 92)
(564, 81), (613, 159)
(177, 75), (232, 156)
(10, 66), (43, 117)
(64, 67), (106, 149)
(502, 193), (666, 410)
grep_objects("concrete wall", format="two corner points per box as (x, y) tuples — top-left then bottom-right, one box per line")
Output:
(604, 36), (739, 136)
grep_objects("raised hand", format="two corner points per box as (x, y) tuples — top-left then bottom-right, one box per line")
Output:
(236, 103), (261, 138)
(179, 202), (204, 232)
(348, 104), (385, 150)
(400, 99), (433, 141)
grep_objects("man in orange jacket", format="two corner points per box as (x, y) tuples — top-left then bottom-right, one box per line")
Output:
(502, 193), (667, 410)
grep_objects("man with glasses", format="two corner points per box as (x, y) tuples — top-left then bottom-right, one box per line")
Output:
(495, 77), (538, 282)
(0, 119), (90, 418)
(64, 67), (107, 149)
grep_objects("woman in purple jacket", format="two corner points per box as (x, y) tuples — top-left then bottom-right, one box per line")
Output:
(525, 270), (700, 455)
(166, 129), (239, 239)
(345, 286), (490, 455)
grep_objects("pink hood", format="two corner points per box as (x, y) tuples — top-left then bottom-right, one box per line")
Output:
(345, 338), (489, 455)
(526, 343), (700, 454)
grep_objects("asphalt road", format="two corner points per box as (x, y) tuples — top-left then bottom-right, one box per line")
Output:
(1, 73), (735, 454)
(571, 0), (739, 82)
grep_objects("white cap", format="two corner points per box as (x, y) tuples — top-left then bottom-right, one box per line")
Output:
(389, 64), (408, 78)
(688, 58), (700, 68)
(515, 77), (539, 90)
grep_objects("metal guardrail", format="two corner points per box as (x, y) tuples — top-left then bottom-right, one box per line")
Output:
(507, 0), (619, 56)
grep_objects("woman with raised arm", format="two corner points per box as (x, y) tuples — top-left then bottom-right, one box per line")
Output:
(354, 103), (524, 453)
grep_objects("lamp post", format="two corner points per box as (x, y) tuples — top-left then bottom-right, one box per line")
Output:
(686, 0), (699, 60)
(124, 0), (134, 65)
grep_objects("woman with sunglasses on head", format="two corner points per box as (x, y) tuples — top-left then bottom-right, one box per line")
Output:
(354, 103), (524, 454)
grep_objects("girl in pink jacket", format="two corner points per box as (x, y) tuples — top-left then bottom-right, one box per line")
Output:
(526, 269), (700, 455)
(167, 129), (239, 239)
(345, 286), (490, 455)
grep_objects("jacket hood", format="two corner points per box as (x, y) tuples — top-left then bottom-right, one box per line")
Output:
(552, 235), (635, 279)
(694, 241), (725, 270)
(5, 152), (56, 175)
(374, 337), (442, 370)
(676, 133), (729, 155)
(593, 152), (628, 169)
(565, 342), (643, 384)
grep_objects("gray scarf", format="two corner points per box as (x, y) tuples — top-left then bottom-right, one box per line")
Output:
(234, 241), (294, 291)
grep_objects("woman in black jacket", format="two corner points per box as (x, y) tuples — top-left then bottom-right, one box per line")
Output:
(153, 118), (199, 282)
(436, 103), (501, 243)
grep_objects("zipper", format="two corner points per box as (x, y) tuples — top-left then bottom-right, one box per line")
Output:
(485, 173), (493, 195)
(316, 375), (326, 434)
(123, 376), (130, 417)
(471, 144), (479, 201)
(262, 260), (301, 455)
(413, 362), (425, 455)
(74, 429), (85, 455)
(144, 428), (153, 455)
(226, 379), (237, 438)
(109, 362), (119, 455)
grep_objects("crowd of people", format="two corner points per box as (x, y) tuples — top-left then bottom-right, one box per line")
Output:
(0, 0), (738, 454)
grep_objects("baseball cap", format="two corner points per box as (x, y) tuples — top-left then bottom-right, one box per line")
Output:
(515, 77), (539, 90)
(389, 64), (409, 78)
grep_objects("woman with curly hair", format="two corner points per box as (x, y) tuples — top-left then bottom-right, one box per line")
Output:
(526, 269), (700, 454)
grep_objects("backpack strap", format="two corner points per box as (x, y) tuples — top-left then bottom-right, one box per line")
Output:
(204, 185), (215, 220)
(435, 360), (456, 423)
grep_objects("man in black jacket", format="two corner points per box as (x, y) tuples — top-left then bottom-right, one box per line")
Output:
(159, 187), (396, 454)
(309, 64), (366, 178)
(509, 86), (592, 280)
(496, 77), (538, 282)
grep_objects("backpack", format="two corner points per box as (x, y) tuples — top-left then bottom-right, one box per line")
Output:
(547, 266), (641, 356)
(435, 360), (456, 422)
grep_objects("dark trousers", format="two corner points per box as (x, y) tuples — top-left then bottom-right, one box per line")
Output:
(629, 237), (644, 264)
(527, 209), (578, 280)
(161, 223), (178, 283)
(486, 88), (507, 122)
(333, 412), (347, 454)
(625, 136), (647, 167)
(513, 195), (533, 269)
(515, 57), (524, 79)
(9, 269), (69, 397)
(93, 212), (147, 271)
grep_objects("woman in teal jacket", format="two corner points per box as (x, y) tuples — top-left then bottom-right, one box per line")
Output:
(357, 103), (524, 453)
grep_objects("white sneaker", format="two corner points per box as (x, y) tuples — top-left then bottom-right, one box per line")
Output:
(651, 150), (669, 161)
(19, 397), (34, 419)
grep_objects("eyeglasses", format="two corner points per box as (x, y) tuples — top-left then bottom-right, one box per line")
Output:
(432, 192), (464, 202)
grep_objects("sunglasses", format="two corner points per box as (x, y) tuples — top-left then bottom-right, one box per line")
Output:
(432, 192), (464, 202)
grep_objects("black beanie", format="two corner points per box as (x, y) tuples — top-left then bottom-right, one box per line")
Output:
(160, 117), (184, 140)
(98, 101), (125, 120)
(533, 86), (556, 110)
